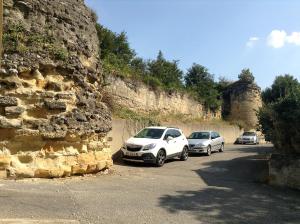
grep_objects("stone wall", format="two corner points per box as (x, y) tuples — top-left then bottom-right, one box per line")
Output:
(269, 154), (300, 190)
(108, 118), (243, 155)
(0, 0), (112, 178)
(106, 75), (221, 120)
(223, 81), (262, 130)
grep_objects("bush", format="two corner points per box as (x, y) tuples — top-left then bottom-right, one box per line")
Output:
(258, 75), (300, 154)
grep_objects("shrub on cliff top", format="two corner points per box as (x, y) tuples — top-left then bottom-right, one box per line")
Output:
(238, 68), (255, 83)
(258, 75), (300, 154)
(185, 63), (221, 111)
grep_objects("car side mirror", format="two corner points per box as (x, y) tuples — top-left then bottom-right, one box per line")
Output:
(166, 136), (174, 141)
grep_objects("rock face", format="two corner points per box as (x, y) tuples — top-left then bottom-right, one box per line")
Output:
(106, 75), (221, 120)
(223, 81), (262, 130)
(0, 0), (112, 178)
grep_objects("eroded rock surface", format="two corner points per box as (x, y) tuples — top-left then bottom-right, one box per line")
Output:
(0, 0), (112, 178)
(223, 81), (262, 130)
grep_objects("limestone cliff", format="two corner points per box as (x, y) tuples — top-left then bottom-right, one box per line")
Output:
(0, 0), (112, 178)
(223, 81), (262, 130)
(106, 75), (221, 121)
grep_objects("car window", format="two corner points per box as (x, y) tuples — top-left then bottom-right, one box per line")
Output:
(211, 132), (217, 139)
(173, 129), (181, 138)
(135, 128), (165, 139)
(188, 132), (210, 139)
(215, 132), (220, 138)
(243, 132), (256, 136)
(164, 130), (173, 140)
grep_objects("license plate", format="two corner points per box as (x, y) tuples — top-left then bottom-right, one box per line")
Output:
(126, 152), (139, 156)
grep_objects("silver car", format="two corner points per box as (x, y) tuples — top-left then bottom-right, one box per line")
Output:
(236, 132), (259, 144)
(187, 131), (225, 156)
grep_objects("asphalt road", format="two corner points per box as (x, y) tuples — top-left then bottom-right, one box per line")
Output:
(0, 144), (299, 224)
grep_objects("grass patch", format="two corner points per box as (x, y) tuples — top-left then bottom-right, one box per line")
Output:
(3, 23), (69, 61)
(113, 106), (160, 126)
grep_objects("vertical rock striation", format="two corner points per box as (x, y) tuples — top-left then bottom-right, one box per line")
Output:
(223, 81), (262, 130)
(0, 0), (112, 178)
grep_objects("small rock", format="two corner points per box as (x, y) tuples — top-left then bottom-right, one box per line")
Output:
(44, 99), (67, 111)
(0, 116), (22, 128)
(0, 96), (18, 107)
(3, 9), (9, 16)
(0, 69), (7, 75)
(5, 106), (25, 116)
(8, 69), (18, 76)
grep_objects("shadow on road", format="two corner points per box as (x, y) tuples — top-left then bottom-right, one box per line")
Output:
(159, 145), (300, 224)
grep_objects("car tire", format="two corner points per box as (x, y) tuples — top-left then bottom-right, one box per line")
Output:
(219, 143), (224, 152)
(180, 146), (189, 161)
(206, 145), (212, 156)
(156, 149), (166, 167)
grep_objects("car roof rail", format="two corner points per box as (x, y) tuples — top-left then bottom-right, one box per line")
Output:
(167, 127), (179, 129)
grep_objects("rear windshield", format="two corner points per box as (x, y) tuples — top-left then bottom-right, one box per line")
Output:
(188, 132), (210, 139)
(134, 128), (165, 139)
(243, 132), (256, 136)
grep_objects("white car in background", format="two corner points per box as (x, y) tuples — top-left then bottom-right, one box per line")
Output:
(187, 131), (225, 156)
(121, 127), (189, 167)
(236, 131), (259, 144)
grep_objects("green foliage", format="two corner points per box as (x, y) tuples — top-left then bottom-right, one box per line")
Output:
(185, 64), (221, 111)
(3, 23), (28, 53)
(147, 51), (184, 91)
(96, 24), (225, 111)
(216, 76), (233, 93)
(113, 106), (160, 126)
(258, 75), (300, 153)
(96, 24), (135, 64)
(262, 74), (299, 104)
(3, 23), (68, 61)
(238, 68), (255, 83)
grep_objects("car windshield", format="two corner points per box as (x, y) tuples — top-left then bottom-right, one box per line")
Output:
(243, 132), (256, 136)
(188, 132), (210, 139)
(134, 128), (165, 139)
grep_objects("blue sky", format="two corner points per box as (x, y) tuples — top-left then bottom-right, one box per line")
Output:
(85, 0), (300, 89)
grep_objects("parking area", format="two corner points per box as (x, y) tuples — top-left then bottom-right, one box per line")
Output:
(0, 144), (299, 224)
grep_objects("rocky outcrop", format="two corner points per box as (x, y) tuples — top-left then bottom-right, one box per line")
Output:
(223, 81), (262, 130)
(0, 0), (112, 178)
(106, 75), (221, 120)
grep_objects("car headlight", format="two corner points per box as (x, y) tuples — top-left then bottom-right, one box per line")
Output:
(143, 143), (157, 151)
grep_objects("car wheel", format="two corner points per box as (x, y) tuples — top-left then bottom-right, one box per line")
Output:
(206, 145), (212, 156)
(156, 149), (166, 167)
(219, 143), (224, 152)
(180, 146), (189, 161)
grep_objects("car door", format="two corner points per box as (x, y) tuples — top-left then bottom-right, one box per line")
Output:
(214, 132), (222, 150)
(163, 129), (176, 156)
(172, 129), (184, 154)
(211, 132), (218, 151)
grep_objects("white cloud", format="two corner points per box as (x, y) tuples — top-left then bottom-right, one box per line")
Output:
(246, 37), (260, 48)
(267, 30), (300, 48)
(286, 32), (300, 45)
(267, 30), (287, 48)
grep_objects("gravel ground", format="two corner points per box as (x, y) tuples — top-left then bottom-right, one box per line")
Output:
(0, 144), (299, 224)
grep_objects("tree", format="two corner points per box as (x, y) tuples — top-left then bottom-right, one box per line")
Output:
(258, 75), (300, 154)
(147, 51), (183, 90)
(238, 68), (255, 83)
(262, 74), (299, 104)
(185, 64), (221, 111)
(216, 76), (233, 93)
(96, 24), (135, 65)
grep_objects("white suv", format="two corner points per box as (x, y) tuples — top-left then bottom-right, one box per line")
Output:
(121, 127), (189, 167)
